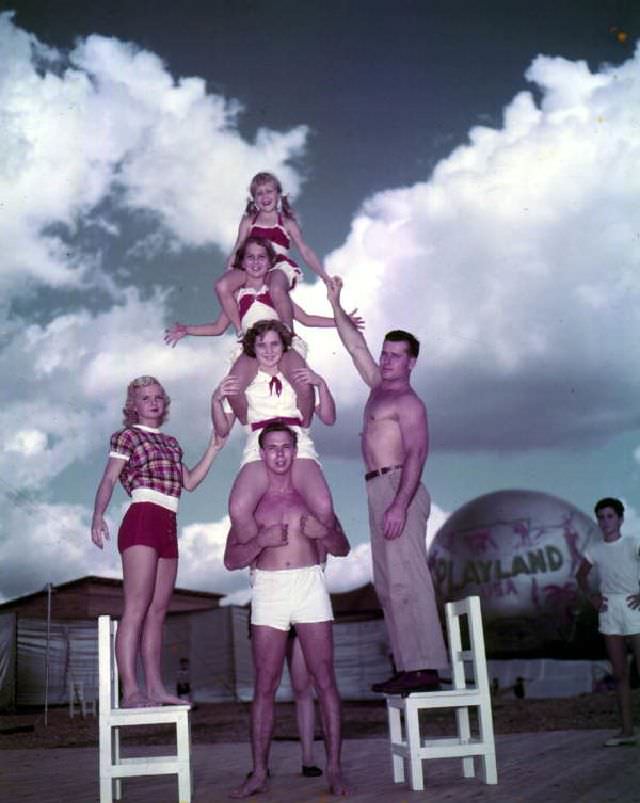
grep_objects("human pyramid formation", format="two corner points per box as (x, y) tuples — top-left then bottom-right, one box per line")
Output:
(91, 171), (449, 798)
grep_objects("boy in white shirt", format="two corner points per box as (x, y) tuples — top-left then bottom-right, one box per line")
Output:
(577, 497), (640, 746)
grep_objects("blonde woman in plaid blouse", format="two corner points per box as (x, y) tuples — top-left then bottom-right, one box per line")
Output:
(91, 375), (226, 707)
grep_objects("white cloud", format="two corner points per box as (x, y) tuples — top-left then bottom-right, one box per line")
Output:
(0, 285), (243, 493)
(175, 516), (241, 595)
(304, 46), (640, 452)
(4, 429), (47, 455)
(0, 501), (121, 602)
(0, 12), (308, 290)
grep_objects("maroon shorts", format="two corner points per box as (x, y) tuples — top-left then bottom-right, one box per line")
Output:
(117, 502), (178, 559)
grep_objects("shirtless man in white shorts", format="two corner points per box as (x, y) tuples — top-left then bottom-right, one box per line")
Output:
(226, 423), (351, 798)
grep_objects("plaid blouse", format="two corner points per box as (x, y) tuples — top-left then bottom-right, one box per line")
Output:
(109, 425), (183, 499)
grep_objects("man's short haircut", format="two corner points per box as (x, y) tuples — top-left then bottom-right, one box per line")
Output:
(594, 497), (625, 517)
(258, 422), (299, 450)
(242, 319), (292, 358)
(384, 329), (420, 358)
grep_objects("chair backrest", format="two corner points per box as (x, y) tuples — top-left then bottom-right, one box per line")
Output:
(445, 596), (489, 692)
(98, 615), (120, 712)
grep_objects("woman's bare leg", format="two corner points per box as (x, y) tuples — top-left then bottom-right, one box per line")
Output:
(142, 556), (184, 704)
(268, 269), (294, 331)
(228, 354), (258, 423)
(291, 459), (336, 529)
(280, 350), (314, 427)
(215, 269), (246, 334)
(229, 462), (269, 542)
(117, 545), (158, 706)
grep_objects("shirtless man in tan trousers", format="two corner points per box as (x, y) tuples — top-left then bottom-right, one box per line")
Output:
(327, 277), (447, 695)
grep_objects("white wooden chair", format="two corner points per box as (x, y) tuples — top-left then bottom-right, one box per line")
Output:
(386, 595), (497, 792)
(98, 615), (192, 803)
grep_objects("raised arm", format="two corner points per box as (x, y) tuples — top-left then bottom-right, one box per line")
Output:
(224, 524), (288, 570)
(91, 458), (126, 549)
(225, 215), (252, 270)
(326, 277), (380, 387)
(285, 218), (329, 282)
(211, 375), (239, 437)
(383, 395), (428, 539)
(181, 431), (227, 491)
(290, 368), (336, 425)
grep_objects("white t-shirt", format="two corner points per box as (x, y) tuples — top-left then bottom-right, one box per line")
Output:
(584, 534), (640, 595)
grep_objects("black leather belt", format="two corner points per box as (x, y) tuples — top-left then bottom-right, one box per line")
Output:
(364, 464), (403, 482)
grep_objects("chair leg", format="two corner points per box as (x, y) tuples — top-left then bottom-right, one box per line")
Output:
(481, 749), (498, 785)
(478, 702), (498, 784)
(387, 704), (405, 783)
(455, 706), (475, 778)
(99, 775), (113, 803)
(176, 714), (192, 803)
(113, 727), (122, 800)
(98, 715), (111, 803)
(405, 703), (424, 792)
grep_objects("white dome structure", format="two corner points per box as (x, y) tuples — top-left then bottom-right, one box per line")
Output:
(430, 489), (601, 657)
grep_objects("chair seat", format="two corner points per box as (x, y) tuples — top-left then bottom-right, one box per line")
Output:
(386, 687), (485, 707)
(109, 705), (190, 725)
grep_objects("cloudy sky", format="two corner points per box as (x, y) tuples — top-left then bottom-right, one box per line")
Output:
(1, 1), (639, 604)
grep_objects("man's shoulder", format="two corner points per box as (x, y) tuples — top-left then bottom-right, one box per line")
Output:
(389, 385), (426, 410)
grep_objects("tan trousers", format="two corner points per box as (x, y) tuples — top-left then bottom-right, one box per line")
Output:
(367, 472), (448, 672)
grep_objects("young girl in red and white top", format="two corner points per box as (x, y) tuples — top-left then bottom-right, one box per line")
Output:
(216, 171), (330, 337)
(91, 376), (226, 707)
(165, 236), (362, 423)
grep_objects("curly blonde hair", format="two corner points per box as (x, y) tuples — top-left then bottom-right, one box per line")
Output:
(122, 376), (170, 427)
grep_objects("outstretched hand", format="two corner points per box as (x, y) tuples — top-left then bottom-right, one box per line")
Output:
(91, 516), (110, 549)
(164, 322), (188, 347)
(347, 308), (365, 331)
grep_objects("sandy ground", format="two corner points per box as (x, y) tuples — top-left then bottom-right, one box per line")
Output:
(1, 690), (639, 750)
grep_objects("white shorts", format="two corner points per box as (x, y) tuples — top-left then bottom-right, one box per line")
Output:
(599, 593), (640, 636)
(251, 565), (333, 631)
(240, 425), (319, 466)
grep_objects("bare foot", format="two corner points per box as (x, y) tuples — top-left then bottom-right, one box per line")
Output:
(146, 689), (190, 706)
(327, 767), (351, 796)
(121, 691), (150, 708)
(229, 770), (269, 798)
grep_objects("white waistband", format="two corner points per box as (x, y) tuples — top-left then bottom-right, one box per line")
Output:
(131, 488), (179, 512)
(253, 563), (325, 576)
